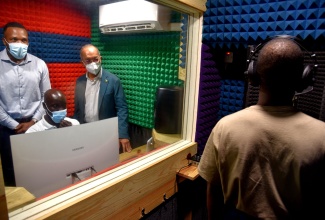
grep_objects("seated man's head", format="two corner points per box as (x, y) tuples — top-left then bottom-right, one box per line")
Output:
(256, 38), (304, 103)
(43, 89), (67, 124)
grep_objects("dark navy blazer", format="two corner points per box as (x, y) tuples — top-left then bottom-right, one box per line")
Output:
(74, 69), (129, 139)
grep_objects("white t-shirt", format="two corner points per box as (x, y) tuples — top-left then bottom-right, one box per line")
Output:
(26, 115), (80, 133)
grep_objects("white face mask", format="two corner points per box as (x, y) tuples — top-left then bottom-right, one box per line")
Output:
(85, 62), (101, 75)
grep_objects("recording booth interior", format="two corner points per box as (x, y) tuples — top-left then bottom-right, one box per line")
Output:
(1, 0), (325, 219)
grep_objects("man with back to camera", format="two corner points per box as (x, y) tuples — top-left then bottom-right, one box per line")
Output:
(0, 21), (51, 186)
(198, 37), (325, 219)
(74, 44), (132, 153)
(26, 88), (79, 133)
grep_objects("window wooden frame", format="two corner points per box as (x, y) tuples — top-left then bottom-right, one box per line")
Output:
(1, 0), (206, 218)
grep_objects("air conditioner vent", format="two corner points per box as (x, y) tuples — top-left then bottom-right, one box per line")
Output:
(100, 23), (158, 33)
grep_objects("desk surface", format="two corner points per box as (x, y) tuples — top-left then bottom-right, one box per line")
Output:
(119, 130), (182, 162)
(177, 165), (199, 181)
(5, 187), (36, 212)
(119, 144), (148, 162)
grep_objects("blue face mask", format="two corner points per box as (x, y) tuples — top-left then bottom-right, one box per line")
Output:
(51, 109), (67, 123)
(4, 39), (28, 60)
(44, 103), (67, 123)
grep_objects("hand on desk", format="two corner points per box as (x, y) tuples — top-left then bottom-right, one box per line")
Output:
(120, 138), (132, 153)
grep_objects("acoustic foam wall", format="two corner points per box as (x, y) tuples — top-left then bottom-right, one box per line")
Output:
(179, 14), (188, 69)
(48, 63), (86, 116)
(0, 0), (90, 37)
(195, 44), (221, 154)
(203, 0), (325, 47)
(0, 0), (91, 116)
(217, 80), (245, 120)
(90, 9), (183, 129)
(196, 0), (325, 152)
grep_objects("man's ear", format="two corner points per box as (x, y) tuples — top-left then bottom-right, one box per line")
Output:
(2, 38), (7, 47)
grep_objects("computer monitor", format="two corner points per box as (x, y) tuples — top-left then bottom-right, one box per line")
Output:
(10, 117), (119, 198)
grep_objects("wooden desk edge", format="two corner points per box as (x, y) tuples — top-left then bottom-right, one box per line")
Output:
(177, 165), (199, 181)
(5, 187), (36, 212)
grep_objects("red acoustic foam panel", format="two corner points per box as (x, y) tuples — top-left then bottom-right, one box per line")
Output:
(0, 0), (90, 37)
(47, 63), (85, 117)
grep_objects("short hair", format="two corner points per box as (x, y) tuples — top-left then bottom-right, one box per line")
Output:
(44, 88), (66, 103)
(3, 22), (27, 34)
(256, 38), (304, 89)
(80, 44), (100, 58)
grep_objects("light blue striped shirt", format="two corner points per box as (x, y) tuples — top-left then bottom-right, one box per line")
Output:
(0, 49), (51, 129)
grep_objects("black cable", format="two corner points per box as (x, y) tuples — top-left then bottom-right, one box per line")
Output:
(175, 160), (192, 192)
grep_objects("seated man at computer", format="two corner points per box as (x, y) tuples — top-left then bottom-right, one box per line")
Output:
(26, 89), (79, 133)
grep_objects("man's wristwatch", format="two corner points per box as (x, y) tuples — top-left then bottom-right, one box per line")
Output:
(32, 118), (38, 124)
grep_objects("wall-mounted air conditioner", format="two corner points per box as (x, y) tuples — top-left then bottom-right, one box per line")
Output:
(99, 0), (180, 34)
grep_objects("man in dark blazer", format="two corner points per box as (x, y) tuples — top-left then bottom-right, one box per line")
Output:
(74, 44), (131, 152)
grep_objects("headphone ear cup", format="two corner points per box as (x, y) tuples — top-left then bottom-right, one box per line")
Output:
(245, 35), (317, 94)
(247, 60), (260, 86)
(296, 64), (315, 93)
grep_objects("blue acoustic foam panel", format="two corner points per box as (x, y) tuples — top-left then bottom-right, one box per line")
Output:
(180, 14), (188, 68)
(0, 30), (90, 63)
(217, 79), (245, 120)
(203, 0), (325, 48)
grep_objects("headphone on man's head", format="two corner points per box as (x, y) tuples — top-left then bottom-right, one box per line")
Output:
(244, 35), (318, 95)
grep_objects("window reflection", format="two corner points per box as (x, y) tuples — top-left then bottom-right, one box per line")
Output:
(96, 3), (188, 161)
(3, 0), (189, 206)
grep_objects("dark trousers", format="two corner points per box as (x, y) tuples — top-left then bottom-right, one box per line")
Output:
(223, 205), (258, 220)
(0, 125), (16, 186)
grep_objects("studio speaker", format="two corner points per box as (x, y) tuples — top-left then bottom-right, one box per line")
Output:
(154, 86), (184, 134)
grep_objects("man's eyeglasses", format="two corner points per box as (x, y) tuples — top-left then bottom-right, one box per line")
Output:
(82, 56), (100, 65)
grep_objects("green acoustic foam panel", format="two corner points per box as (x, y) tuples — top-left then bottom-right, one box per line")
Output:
(91, 17), (183, 129)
